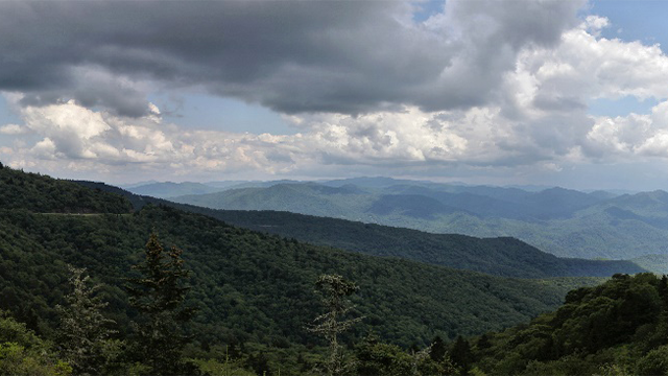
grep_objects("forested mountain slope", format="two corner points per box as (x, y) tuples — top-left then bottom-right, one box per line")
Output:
(76, 181), (646, 279)
(182, 209), (645, 279)
(0, 166), (596, 349)
(468, 273), (668, 375)
(0, 164), (131, 213)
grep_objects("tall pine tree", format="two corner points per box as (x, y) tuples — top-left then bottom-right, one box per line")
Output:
(56, 266), (117, 376)
(126, 233), (197, 375)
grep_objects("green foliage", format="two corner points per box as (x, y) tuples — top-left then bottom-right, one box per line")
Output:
(429, 336), (447, 363)
(450, 336), (473, 375)
(355, 339), (420, 376)
(0, 343), (72, 376)
(56, 266), (118, 375)
(470, 273), (668, 375)
(192, 357), (255, 376)
(126, 234), (198, 375)
(0, 311), (71, 376)
(0, 204), (588, 351)
(354, 334), (454, 376)
(0, 165), (131, 214)
(635, 345), (668, 376)
(0, 310), (47, 349)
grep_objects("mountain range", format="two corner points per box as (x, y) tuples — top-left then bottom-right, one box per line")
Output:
(0, 166), (609, 349)
(80, 180), (646, 279)
(124, 177), (668, 261)
(2, 166), (663, 374)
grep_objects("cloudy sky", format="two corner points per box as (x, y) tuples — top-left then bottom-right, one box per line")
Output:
(2, 0), (668, 190)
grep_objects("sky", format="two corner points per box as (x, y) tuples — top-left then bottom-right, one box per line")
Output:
(3, 0), (668, 190)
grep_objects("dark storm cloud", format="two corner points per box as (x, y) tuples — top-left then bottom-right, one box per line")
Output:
(0, 0), (584, 116)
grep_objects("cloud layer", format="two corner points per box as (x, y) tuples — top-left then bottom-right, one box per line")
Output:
(3, 0), (668, 187)
(0, 0), (584, 116)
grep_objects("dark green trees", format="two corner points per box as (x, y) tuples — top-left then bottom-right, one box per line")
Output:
(126, 233), (197, 375)
(450, 336), (473, 375)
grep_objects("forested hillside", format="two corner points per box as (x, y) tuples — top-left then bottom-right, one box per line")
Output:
(2, 206), (588, 345)
(170, 180), (668, 259)
(176, 209), (645, 279)
(467, 273), (668, 375)
(631, 254), (668, 275)
(0, 164), (131, 214)
(0, 166), (608, 374)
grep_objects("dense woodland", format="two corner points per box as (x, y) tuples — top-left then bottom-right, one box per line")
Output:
(2, 165), (668, 375)
(171, 209), (645, 279)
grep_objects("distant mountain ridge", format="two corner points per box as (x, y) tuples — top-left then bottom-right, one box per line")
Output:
(164, 178), (668, 259)
(125, 179), (308, 198)
(125, 181), (223, 198)
(191, 209), (646, 279)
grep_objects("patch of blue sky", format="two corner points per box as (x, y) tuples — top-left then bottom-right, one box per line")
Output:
(0, 96), (20, 126)
(412, 0), (444, 23)
(590, 0), (668, 52)
(0, 96), (23, 148)
(587, 96), (658, 118)
(149, 93), (298, 135)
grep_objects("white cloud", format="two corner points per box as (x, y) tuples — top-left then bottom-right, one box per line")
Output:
(585, 99), (668, 159)
(31, 138), (57, 159)
(519, 24), (668, 103)
(582, 15), (609, 37)
(22, 99), (110, 139)
(5, 98), (181, 163)
(0, 124), (26, 135)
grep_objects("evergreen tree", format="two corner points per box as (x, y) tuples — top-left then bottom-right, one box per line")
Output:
(56, 266), (117, 376)
(451, 336), (473, 376)
(659, 275), (668, 311)
(126, 233), (197, 375)
(309, 274), (361, 376)
(429, 335), (446, 363)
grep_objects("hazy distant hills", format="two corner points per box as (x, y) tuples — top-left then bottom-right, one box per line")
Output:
(174, 183), (376, 220)
(170, 179), (610, 222)
(630, 254), (668, 274)
(125, 181), (223, 198)
(158, 177), (668, 259)
(125, 179), (308, 198)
